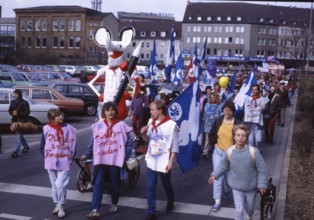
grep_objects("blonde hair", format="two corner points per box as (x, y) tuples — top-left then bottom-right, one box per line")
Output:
(232, 124), (250, 138)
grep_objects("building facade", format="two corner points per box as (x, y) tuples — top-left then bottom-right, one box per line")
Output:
(0, 18), (15, 64)
(182, 2), (314, 69)
(14, 6), (118, 65)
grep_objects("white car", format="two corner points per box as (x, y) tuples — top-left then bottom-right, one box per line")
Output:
(0, 88), (59, 125)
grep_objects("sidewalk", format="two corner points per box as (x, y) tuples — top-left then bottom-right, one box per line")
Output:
(274, 92), (297, 219)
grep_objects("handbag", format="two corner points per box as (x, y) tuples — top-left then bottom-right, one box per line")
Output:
(10, 121), (38, 133)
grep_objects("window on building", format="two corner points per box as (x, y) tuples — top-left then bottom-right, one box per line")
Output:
(151, 31), (156, 37)
(69, 37), (74, 48)
(281, 19), (286, 25)
(53, 37), (58, 48)
(207, 48), (210, 55)
(75, 20), (81, 31)
(214, 48), (217, 55)
(146, 53), (150, 59)
(20, 20), (26, 31)
(227, 16), (232, 21)
(208, 26), (212, 32)
(237, 16), (242, 21)
(68, 20), (74, 31)
(141, 31), (146, 37)
(27, 37), (32, 47)
(36, 36), (40, 48)
(224, 49), (229, 56)
(35, 18), (41, 31)
(188, 16), (192, 20)
(26, 20), (32, 31)
(193, 37), (197, 43)
(269, 18), (274, 23)
(197, 16), (202, 21)
(186, 37), (190, 43)
(53, 19), (58, 31)
(207, 37), (211, 43)
(193, 26), (197, 32)
(241, 27), (244, 32)
(228, 37), (233, 44)
(214, 26), (218, 32)
(160, 54), (164, 59)
(89, 29), (94, 39)
(160, 42), (165, 48)
(207, 16), (212, 21)
(217, 16), (222, 21)
(218, 37), (222, 44)
(59, 19), (65, 31)
(160, 31), (166, 37)
(42, 19), (47, 31)
(146, 42), (150, 48)
(21, 37), (26, 47)
(224, 37), (228, 44)
(75, 37), (80, 48)
(214, 37), (218, 43)
(59, 37), (65, 48)
(42, 37), (47, 48)
(187, 26), (191, 32)
(259, 17), (264, 22)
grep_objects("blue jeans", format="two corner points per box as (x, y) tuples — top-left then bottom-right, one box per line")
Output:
(92, 165), (120, 210)
(146, 167), (175, 214)
(14, 131), (29, 153)
(212, 147), (229, 202)
(246, 123), (262, 150)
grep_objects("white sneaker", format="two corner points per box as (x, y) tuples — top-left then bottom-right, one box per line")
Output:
(52, 206), (59, 215)
(58, 207), (66, 218)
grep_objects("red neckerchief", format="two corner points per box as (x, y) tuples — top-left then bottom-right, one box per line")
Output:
(104, 118), (120, 138)
(251, 94), (261, 107)
(48, 122), (63, 136)
(152, 116), (171, 132)
(48, 122), (64, 144)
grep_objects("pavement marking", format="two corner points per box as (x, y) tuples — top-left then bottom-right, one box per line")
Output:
(0, 213), (31, 220)
(0, 182), (241, 218)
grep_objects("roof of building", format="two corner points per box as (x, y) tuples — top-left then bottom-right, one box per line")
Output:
(0, 18), (15, 24)
(120, 20), (181, 40)
(14, 5), (112, 18)
(183, 2), (312, 26)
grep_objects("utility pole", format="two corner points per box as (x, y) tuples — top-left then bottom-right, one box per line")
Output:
(306, 2), (313, 75)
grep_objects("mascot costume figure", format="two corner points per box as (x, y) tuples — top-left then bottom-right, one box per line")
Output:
(89, 26), (141, 120)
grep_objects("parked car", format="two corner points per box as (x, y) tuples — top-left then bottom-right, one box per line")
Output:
(14, 85), (85, 118)
(80, 66), (99, 75)
(59, 65), (80, 76)
(0, 64), (17, 72)
(49, 72), (80, 82)
(48, 82), (99, 116)
(0, 72), (47, 86)
(0, 87), (59, 125)
(19, 72), (51, 86)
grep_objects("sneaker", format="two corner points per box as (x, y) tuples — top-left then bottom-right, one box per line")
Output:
(11, 151), (18, 158)
(52, 206), (59, 215)
(212, 204), (221, 212)
(58, 207), (66, 218)
(86, 209), (100, 219)
(109, 204), (118, 214)
(165, 201), (174, 212)
(22, 148), (30, 153)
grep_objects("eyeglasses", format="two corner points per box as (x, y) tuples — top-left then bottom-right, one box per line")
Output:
(56, 115), (64, 119)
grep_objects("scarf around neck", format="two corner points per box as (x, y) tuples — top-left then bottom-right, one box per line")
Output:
(152, 115), (171, 132)
(104, 118), (120, 138)
(251, 94), (261, 107)
(48, 122), (64, 143)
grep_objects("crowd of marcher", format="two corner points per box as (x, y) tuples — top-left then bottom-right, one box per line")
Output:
(2, 68), (298, 220)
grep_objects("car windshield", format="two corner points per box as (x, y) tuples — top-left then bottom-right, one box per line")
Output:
(25, 73), (42, 81)
(58, 72), (71, 78)
(11, 73), (27, 81)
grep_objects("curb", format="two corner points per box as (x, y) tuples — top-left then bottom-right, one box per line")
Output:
(274, 91), (298, 220)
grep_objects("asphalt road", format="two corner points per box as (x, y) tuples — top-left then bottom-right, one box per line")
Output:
(0, 97), (296, 220)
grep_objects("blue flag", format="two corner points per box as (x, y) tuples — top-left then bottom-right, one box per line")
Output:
(167, 79), (202, 172)
(199, 38), (207, 77)
(233, 71), (258, 118)
(172, 47), (183, 86)
(192, 43), (199, 79)
(149, 39), (158, 100)
(165, 29), (175, 83)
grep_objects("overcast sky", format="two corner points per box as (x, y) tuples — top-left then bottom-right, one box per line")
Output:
(0, 0), (312, 21)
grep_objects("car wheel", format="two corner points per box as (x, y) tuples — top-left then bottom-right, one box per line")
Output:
(85, 104), (96, 116)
